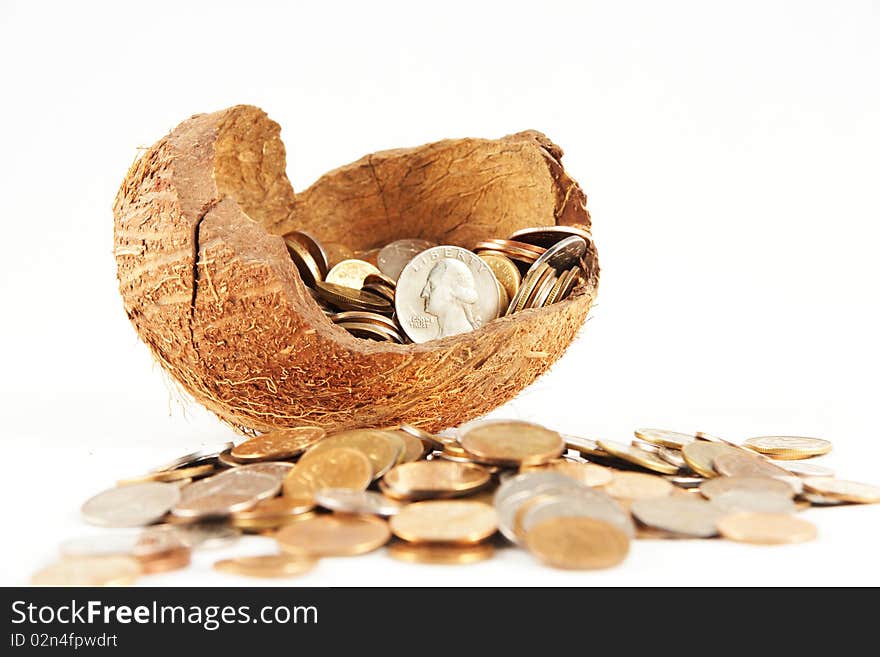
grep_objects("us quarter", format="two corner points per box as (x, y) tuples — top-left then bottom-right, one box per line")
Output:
(395, 245), (501, 343)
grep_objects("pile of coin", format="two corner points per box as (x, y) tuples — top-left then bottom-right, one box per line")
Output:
(282, 225), (591, 344)
(31, 424), (880, 583)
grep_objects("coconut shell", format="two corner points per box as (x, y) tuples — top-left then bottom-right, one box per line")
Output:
(113, 105), (599, 434)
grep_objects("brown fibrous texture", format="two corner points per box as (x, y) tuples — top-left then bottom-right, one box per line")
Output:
(113, 105), (599, 434)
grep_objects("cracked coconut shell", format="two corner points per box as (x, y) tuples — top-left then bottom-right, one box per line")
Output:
(113, 105), (599, 434)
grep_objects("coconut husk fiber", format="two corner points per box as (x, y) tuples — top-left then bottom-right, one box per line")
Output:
(113, 105), (599, 434)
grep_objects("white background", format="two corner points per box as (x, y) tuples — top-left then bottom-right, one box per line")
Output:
(1, 0), (878, 586)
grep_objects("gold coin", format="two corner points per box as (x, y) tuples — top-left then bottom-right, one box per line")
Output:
(528, 269), (558, 309)
(382, 460), (491, 500)
(276, 514), (391, 556)
(231, 495), (316, 529)
(214, 554), (318, 578)
(681, 441), (741, 478)
(506, 263), (551, 315)
(363, 272), (397, 289)
(330, 311), (399, 332)
(231, 426), (326, 462)
(283, 234), (323, 286)
(520, 459), (613, 487)
(478, 253), (521, 300)
(597, 439), (679, 475)
(634, 428), (696, 449)
(390, 501), (498, 544)
(313, 281), (392, 313)
(325, 258), (382, 289)
(563, 434), (607, 457)
(699, 476), (795, 500)
(603, 472), (674, 501)
(118, 463), (215, 485)
(393, 430), (429, 463)
(717, 512), (817, 545)
(336, 320), (404, 343)
(282, 447), (372, 503)
(361, 282), (396, 303)
(137, 547), (192, 575)
(283, 230), (329, 278)
(387, 541), (495, 565)
(459, 420), (564, 466)
(524, 516), (629, 570)
(398, 424), (456, 449)
(299, 429), (404, 479)
(801, 478), (880, 503)
(743, 436), (833, 460)
(31, 556), (141, 586)
(546, 266), (580, 305)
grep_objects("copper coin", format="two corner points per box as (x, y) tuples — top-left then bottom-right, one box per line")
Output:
(284, 230), (329, 278)
(282, 447), (373, 504)
(508, 225), (593, 249)
(299, 429), (404, 479)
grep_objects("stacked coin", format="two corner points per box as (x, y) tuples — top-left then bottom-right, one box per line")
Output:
(276, 225), (591, 345)
(33, 423), (879, 584)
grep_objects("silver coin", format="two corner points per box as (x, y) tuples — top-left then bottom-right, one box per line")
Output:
(775, 460), (835, 478)
(494, 472), (588, 543)
(151, 443), (234, 472)
(394, 245), (502, 343)
(631, 496), (726, 538)
(713, 451), (791, 479)
(82, 482), (180, 527)
(562, 434), (605, 456)
(632, 438), (661, 454)
(377, 238), (436, 281)
(172, 469), (279, 518)
(658, 446), (688, 469)
(313, 488), (402, 516)
(233, 461), (295, 484)
(711, 490), (797, 514)
(527, 235), (587, 275)
(171, 522), (242, 549)
(519, 490), (635, 539)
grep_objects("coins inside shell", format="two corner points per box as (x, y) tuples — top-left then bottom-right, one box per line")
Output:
(282, 447), (373, 503)
(711, 490), (797, 515)
(801, 478), (880, 503)
(382, 460), (491, 500)
(699, 476), (795, 500)
(603, 472), (674, 501)
(230, 426), (326, 462)
(631, 496), (726, 538)
(299, 429), (404, 479)
(377, 238), (436, 281)
(459, 420), (564, 466)
(395, 245), (502, 343)
(520, 459), (613, 488)
(506, 262), (551, 315)
(387, 541), (495, 565)
(634, 428), (696, 450)
(325, 258), (382, 289)
(173, 470), (280, 519)
(597, 439), (679, 475)
(214, 554), (318, 579)
(525, 516), (629, 570)
(508, 225), (593, 248)
(82, 482), (181, 528)
(313, 488), (402, 516)
(682, 441), (742, 478)
(743, 436), (833, 459)
(283, 234), (323, 286)
(283, 230), (329, 278)
(390, 500), (498, 544)
(276, 514), (391, 556)
(528, 235), (587, 273)
(313, 281), (392, 312)
(717, 512), (817, 545)
(478, 253), (521, 300)
(31, 556), (142, 586)
(335, 320), (404, 343)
